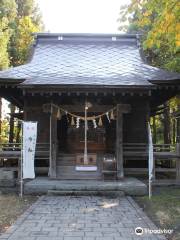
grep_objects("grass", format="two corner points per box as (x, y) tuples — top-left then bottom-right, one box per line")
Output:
(135, 187), (180, 240)
(0, 194), (38, 233)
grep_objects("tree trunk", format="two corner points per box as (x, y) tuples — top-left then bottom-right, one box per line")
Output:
(16, 120), (21, 143)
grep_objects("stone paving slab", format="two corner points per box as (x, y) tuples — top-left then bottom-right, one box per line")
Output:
(0, 196), (167, 240)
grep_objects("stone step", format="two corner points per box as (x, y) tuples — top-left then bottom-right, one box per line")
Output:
(56, 176), (102, 180)
(24, 177), (148, 196)
(47, 190), (125, 197)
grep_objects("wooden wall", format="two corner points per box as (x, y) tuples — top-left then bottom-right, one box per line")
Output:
(123, 100), (149, 143)
(24, 98), (50, 143)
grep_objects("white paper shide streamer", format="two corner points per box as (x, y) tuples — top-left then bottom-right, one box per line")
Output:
(93, 119), (97, 128)
(22, 122), (37, 179)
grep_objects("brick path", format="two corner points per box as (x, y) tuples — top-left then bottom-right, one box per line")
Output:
(0, 196), (166, 240)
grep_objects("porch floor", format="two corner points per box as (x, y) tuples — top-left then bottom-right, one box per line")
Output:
(24, 177), (147, 196)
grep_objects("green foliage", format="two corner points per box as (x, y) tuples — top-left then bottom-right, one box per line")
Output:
(9, 16), (40, 66)
(0, 0), (42, 68)
(1, 118), (9, 143)
(119, 1), (180, 144)
(118, 0), (180, 72)
(0, 0), (17, 70)
(16, 0), (36, 17)
(9, 0), (43, 66)
(0, 22), (10, 70)
(0, 0), (17, 22)
(16, 0), (42, 26)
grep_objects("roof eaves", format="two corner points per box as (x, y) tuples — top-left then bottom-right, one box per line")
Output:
(148, 78), (180, 85)
(0, 78), (25, 84)
(19, 83), (156, 90)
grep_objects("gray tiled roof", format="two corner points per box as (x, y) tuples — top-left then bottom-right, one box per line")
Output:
(0, 33), (179, 87)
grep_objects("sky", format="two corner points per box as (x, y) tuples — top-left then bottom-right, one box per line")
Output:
(37, 0), (129, 33)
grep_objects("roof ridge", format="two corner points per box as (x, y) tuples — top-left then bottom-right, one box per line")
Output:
(34, 32), (139, 38)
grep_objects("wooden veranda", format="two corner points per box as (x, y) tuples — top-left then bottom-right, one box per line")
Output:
(0, 142), (180, 184)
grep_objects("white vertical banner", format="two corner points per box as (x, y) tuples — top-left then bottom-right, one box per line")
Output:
(22, 121), (37, 179)
(148, 122), (154, 198)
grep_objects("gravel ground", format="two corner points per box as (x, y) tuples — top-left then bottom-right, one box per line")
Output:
(0, 194), (37, 233)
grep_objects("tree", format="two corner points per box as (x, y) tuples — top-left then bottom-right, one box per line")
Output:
(0, 0), (42, 143)
(0, 0), (17, 143)
(9, 0), (43, 66)
(7, 0), (42, 143)
(118, 0), (180, 145)
(9, 16), (40, 66)
(118, 0), (180, 72)
(0, 0), (17, 69)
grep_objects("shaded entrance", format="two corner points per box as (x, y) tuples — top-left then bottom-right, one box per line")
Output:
(46, 103), (131, 179)
(56, 107), (115, 179)
(57, 119), (106, 154)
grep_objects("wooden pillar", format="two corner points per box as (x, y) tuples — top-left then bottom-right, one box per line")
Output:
(49, 106), (57, 178)
(116, 104), (124, 179)
(176, 142), (180, 181)
(9, 104), (15, 143)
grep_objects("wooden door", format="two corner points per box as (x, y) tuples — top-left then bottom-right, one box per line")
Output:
(67, 126), (106, 153)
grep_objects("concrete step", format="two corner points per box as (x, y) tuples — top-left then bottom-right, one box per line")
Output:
(47, 190), (125, 197)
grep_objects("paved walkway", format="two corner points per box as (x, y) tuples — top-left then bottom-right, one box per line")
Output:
(0, 196), (166, 240)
